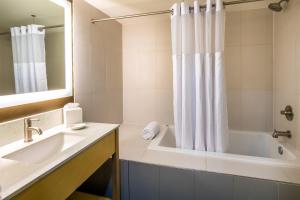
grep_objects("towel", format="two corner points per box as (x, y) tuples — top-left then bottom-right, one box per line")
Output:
(143, 121), (160, 140)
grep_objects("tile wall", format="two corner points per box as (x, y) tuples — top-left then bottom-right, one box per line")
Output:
(225, 9), (273, 132)
(122, 16), (173, 125)
(73, 0), (123, 124)
(273, 0), (300, 149)
(122, 9), (274, 132)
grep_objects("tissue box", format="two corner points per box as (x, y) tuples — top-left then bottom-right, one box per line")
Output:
(63, 107), (83, 128)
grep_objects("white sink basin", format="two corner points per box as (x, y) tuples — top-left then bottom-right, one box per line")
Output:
(2, 133), (84, 164)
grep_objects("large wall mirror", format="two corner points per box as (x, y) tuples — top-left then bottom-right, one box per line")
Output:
(0, 0), (72, 109)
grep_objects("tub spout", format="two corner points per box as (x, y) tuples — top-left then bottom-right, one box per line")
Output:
(272, 129), (291, 138)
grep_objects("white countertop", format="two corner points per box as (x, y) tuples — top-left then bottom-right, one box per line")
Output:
(0, 123), (119, 200)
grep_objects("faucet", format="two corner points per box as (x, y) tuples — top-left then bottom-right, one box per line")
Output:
(272, 129), (292, 139)
(24, 118), (43, 142)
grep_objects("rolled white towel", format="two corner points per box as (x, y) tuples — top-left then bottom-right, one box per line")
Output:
(143, 121), (160, 140)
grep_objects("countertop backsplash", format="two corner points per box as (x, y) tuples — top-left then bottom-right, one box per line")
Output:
(0, 109), (63, 146)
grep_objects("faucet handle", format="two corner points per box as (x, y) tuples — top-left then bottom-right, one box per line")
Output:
(280, 105), (294, 121)
(24, 118), (40, 125)
(28, 118), (40, 122)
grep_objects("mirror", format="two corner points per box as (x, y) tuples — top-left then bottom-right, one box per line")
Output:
(0, 0), (72, 108)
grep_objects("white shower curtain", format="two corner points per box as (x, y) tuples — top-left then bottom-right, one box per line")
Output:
(10, 25), (48, 94)
(171, 0), (228, 152)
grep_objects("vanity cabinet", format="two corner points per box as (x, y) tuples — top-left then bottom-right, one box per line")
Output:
(11, 130), (120, 200)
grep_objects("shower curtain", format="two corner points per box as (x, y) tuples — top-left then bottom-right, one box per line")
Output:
(10, 25), (48, 94)
(171, 0), (228, 152)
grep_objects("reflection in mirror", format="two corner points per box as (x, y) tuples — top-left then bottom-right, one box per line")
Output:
(0, 0), (65, 95)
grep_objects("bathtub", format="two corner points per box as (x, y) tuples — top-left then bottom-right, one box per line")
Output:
(157, 127), (296, 160)
(148, 126), (300, 184)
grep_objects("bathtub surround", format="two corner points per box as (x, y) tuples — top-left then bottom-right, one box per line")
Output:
(120, 160), (300, 200)
(122, 16), (173, 126)
(122, 8), (273, 133)
(73, 0), (123, 124)
(273, 0), (300, 150)
(171, 0), (228, 152)
(225, 9), (273, 132)
(119, 124), (300, 185)
(158, 127), (297, 161)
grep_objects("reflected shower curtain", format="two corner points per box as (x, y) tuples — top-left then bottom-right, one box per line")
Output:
(11, 25), (48, 94)
(171, 0), (228, 152)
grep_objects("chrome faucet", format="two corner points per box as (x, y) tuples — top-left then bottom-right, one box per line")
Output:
(272, 129), (292, 138)
(24, 118), (43, 142)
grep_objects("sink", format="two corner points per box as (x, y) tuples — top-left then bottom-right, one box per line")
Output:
(2, 133), (84, 164)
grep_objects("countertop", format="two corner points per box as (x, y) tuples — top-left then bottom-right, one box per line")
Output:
(0, 123), (119, 200)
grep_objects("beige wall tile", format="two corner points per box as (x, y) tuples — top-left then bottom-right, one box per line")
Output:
(123, 51), (138, 89)
(241, 9), (273, 45)
(136, 51), (156, 89)
(153, 89), (173, 125)
(107, 89), (123, 123)
(225, 8), (273, 132)
(0, 109), (63, 146)
(241, 45), (273, 90)
(106, 50), (123, 90)
(225, 46), (242, 90)
(241, 90), (273, 131)
(74, 0), (123, 124)
(122, 18), (173, 125)
(154, 19), (172, 51)
(123, 9), (274, 129)
(123, 89), (157, 125)
(273, 0), (300, 150)
(155, 50), (173, 90)
(74, 42), (93, 95)
(227, 89), (242, 130)
(225, 11), (241, 46)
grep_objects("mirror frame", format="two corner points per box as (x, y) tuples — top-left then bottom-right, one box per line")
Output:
(0, 0), (73, 122)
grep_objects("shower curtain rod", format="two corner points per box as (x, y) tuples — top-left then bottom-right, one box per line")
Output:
(0, 24), (64, 36)
(91, 0), (264, 23)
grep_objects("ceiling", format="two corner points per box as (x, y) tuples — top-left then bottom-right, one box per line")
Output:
(85, 0), (277, 24)
(0, 0), (64, 32)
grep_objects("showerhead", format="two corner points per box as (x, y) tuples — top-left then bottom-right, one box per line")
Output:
(268, 0), (289, 12)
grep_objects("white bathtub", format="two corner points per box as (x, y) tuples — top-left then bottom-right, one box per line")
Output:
(158, 127), (296, 160)
(148, 126), (300, 184)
